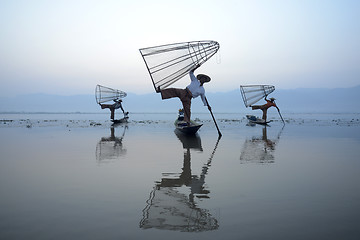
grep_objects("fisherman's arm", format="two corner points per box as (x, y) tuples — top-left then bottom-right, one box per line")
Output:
(202, 94), (212, 111)
(201, 94), (210, 107)
(191, 64), (200, 72)
(189, 71), (198, 82)
(189, 64), (200, 82)
(273, 103), (280, 111)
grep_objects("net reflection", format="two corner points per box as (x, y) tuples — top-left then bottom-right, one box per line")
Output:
(140, 132), (220, 232)
(240, 125), (284, 164)
(95, 125), (128, 163)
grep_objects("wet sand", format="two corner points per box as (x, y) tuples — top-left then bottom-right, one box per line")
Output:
(1, 113), (360, 240)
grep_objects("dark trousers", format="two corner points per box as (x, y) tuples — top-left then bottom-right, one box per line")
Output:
(161, 88), (192, 123)
(100, 104), (124, 120)
(252, 105), (268, 120)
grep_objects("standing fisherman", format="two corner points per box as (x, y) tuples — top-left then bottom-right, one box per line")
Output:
(157, 65), (212, 126)
(250, 97), (280, 122)
(99, 99), (128, 121)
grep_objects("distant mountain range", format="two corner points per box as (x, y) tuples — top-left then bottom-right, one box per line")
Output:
(0, 85), (359, 113)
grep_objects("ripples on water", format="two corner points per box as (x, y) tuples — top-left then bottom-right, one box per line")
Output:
(0, 113), (359, 239)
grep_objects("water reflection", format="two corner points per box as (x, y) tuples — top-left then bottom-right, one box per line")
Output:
(240, 125), (284, 164)
(140, 133), (220, 232)
(95, 125), (128, 163)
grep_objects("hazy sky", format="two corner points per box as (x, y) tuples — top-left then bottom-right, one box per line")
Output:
(1, 0), (359, 96)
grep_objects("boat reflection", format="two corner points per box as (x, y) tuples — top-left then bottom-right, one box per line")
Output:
(95, 125), (128, 163)
(140, 133), (220, 232)
(240, 125), (284, 164)
(174, 130), (203, 152)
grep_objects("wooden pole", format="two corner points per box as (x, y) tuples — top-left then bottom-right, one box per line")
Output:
(273, 100), (285, 124)
(277, 108), (285, 124)
(205, 97), (222, 137)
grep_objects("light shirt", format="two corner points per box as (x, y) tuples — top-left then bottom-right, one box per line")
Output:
(187, 71), (207, 106)
(113, 101), (122, 109)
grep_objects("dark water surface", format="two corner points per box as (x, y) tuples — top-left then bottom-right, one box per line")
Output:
(0, 113), (359, 239)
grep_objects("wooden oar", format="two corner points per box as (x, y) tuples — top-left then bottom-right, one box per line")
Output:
(205, 97), (222, 137)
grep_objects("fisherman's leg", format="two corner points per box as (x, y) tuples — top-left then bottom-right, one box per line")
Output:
(100, 104), (112, 109)
(262, 109), (267, 120)
(110, 109), (115, 120)
(179, 90), (192, 124)
(160, 88), (184, 100)
(182, 98), (191, 124)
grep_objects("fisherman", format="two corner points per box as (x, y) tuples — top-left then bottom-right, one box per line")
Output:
(157, 65), (211, 126)
(100, 99), (128, 121)
(250, 97), (280, 121)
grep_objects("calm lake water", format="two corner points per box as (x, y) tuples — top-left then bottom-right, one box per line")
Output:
(0, 113), (359, 240)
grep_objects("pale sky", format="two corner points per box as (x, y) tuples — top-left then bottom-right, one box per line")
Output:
(0, 0), (359, 96)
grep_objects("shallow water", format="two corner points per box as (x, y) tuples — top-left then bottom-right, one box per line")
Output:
(0, 113), (360, 240)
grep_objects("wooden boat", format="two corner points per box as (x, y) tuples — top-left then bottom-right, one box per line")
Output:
(112, 116), (129, 125)
(175, 109), (202, 134)
(246, 115), (271, 125)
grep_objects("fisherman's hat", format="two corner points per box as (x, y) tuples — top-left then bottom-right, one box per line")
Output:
(196, 74), (211, 83)
(270, 97), (276, 101)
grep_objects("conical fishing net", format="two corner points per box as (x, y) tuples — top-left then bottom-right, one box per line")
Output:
(140, 40), (220, 91)
(240, 85), (275, 107)
(95, 85), (127, 104)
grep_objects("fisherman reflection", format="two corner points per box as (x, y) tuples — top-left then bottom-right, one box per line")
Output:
(95, 125), (128, 163)
(162, 132), (209, 200)
(140, 132), (219, 232)
(240, 125), (283, 164)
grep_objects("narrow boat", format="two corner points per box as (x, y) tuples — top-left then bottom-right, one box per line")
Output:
(175, 109), (202, 134)
(246, 115), (271, 125)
